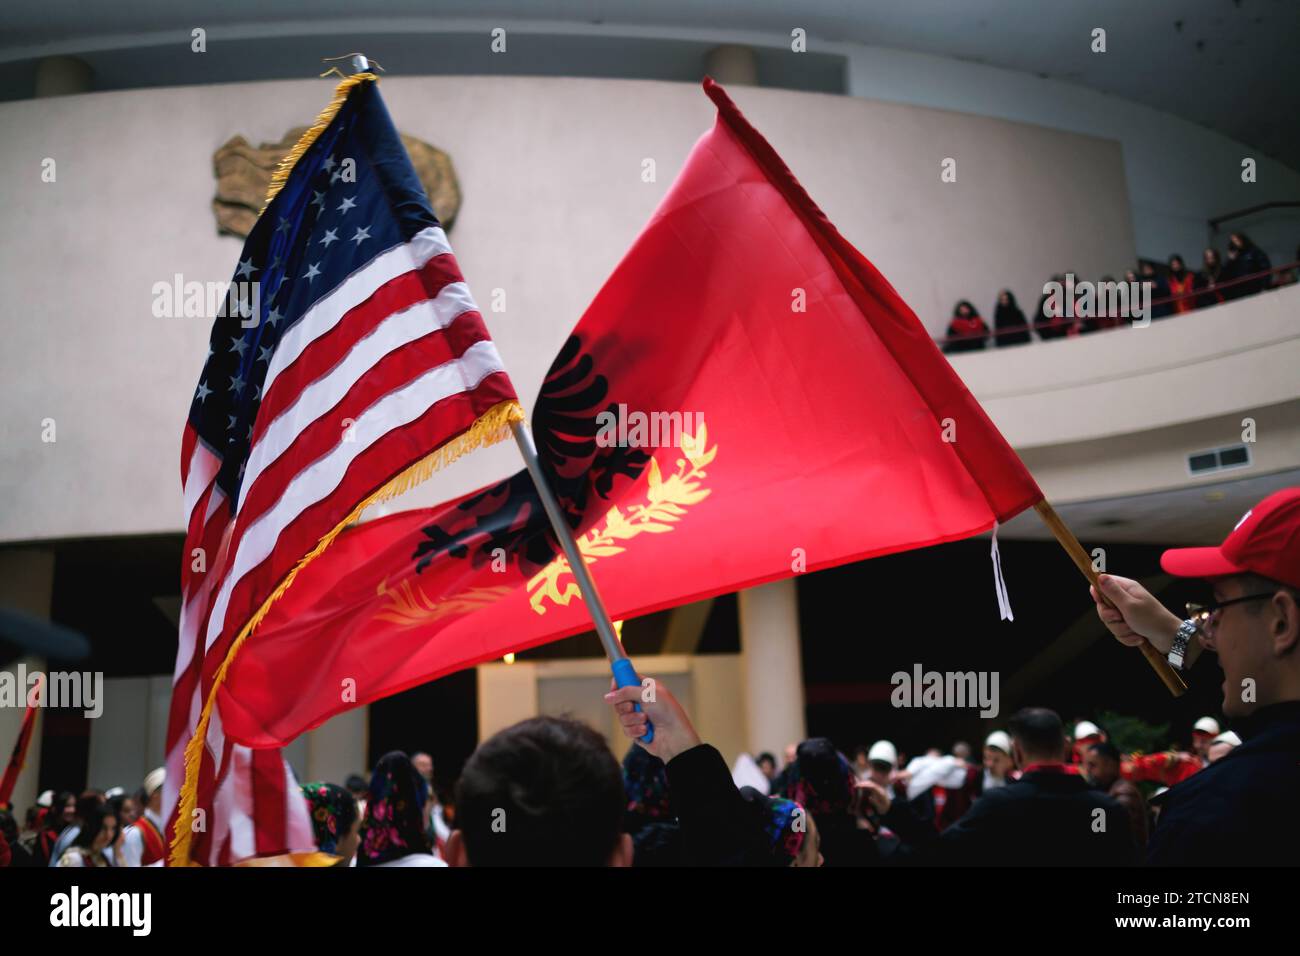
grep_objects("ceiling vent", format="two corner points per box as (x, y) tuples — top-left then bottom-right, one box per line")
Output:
(1187, 443), (1252, 477)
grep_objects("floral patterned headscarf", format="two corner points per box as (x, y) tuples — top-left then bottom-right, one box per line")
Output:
(622, 744), (672, 828)
(758, 795), (808, 866)
(356, 752), (432, 866)
(781, 737), (857, 818)
(300, 782), (358, 855)
(737, 786), (808, 866)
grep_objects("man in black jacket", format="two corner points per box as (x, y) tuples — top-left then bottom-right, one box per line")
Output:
(607, 678), (822, 866)
(909, 708), (1135, 866)
(1091, 487), (1300, 866)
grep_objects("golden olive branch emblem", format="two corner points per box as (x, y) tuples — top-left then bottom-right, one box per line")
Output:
(526, 422), (717, 615)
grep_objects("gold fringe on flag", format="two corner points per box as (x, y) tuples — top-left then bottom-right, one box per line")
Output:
(170, 68), (524, 866)
(169, 398), (525, 866)
(259, 71), (378, 215)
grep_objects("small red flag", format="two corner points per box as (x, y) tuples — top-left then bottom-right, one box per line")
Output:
(217, 78), (1042, 748)
(0, 683), (40, 807)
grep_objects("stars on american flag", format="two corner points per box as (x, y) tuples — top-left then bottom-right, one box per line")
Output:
(189, 127), (403, 504)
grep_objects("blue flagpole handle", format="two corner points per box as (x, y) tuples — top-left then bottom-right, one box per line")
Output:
(611, 657), (654, 744)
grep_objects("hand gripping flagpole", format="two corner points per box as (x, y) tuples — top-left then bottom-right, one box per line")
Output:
(511, 420), (654, 742)
(1033, 500), (1187, 697)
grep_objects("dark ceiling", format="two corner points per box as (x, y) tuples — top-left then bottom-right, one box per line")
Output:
(0, 1), (1296, 168)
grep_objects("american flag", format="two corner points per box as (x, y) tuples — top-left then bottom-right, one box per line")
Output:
(165, 76), (520, 865)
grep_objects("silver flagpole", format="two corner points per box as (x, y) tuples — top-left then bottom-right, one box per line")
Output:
(510, 419), (653, 739)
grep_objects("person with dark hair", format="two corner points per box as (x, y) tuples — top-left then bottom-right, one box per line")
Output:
(118, 767), (166, 867)
(301, 782), (361, 866)
(736, 787), (822, 867)
(356, 752), (444, 867)
(1090, 488), (1300, 865)
(1196, 247), (1226, 308)
(344, 773), (369, 819)
(102, 792), (136, 866)
(1166, 254), (1196, 314)
(779, 737), (880, 866)
(755, 751), (777, 782)
(1082, 741), (1149, 851)
(55, 804), (116, 868)
(113, 793), (140, 830)
(1222, 231), (1272, 299)
(1097, 275), (1128, 331)
(941, 299), (989, 353)
(992, 289), (1031, 346)
(450, 716), (630, 867)
(1033, 275), (1072, 339)
(46, 790), (104, 868)
(0, 808), (35, 867)
(1140, 261), (1173, 319)
(898, 708), (1134, 865)
(34, 791), (75, 865)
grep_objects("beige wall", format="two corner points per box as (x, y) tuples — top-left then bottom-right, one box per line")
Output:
(0, 75), (1135, 544)
(957, 285), (1300, 450)
(951, 286), (1300, 507)
(478, 653), (749, 766)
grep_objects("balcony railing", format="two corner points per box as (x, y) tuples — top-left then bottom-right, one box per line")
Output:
(934, 261), (1297, 350)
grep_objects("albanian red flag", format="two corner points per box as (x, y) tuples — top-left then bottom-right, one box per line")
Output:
(0, 681), (39, 807)
(216, 78), (1042, 748)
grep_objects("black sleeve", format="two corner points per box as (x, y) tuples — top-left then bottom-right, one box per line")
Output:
(664, 744), (767, 866)
(924, 791), (1008, 865)
(881, 794), (939, 850)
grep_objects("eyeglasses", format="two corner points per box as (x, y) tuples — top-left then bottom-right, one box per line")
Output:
(1185, 593), (1276, 630)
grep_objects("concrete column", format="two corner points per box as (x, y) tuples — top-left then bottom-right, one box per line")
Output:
(85, 675), (171, 793)
(0, 549), (56, 815)
(477, 661), (539, 743)
(738, 578), (806, 756)
(705, 45), (759, 86)
(34, 56), (93, 98)
(304, 708), (369, 784)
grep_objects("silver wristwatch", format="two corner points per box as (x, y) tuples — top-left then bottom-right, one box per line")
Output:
(1168, 619), (1198, 671)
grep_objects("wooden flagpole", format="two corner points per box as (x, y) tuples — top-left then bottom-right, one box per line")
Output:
(1033, 500), (1187, 697)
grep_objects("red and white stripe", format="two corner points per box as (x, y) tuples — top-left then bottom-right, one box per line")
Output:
(165, 225), (515, 864)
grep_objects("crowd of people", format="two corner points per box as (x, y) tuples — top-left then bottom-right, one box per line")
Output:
(0, 699), (1257, 869)
(1, 489), (1296, 868)
(941, 232), (1291, 352)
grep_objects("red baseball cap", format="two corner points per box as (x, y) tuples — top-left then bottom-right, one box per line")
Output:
(1160, 488), (1300, 590)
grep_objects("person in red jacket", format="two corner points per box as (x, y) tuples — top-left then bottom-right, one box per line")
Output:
(1166, 254), (1197, 314)
(941, 300), (989, 353)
